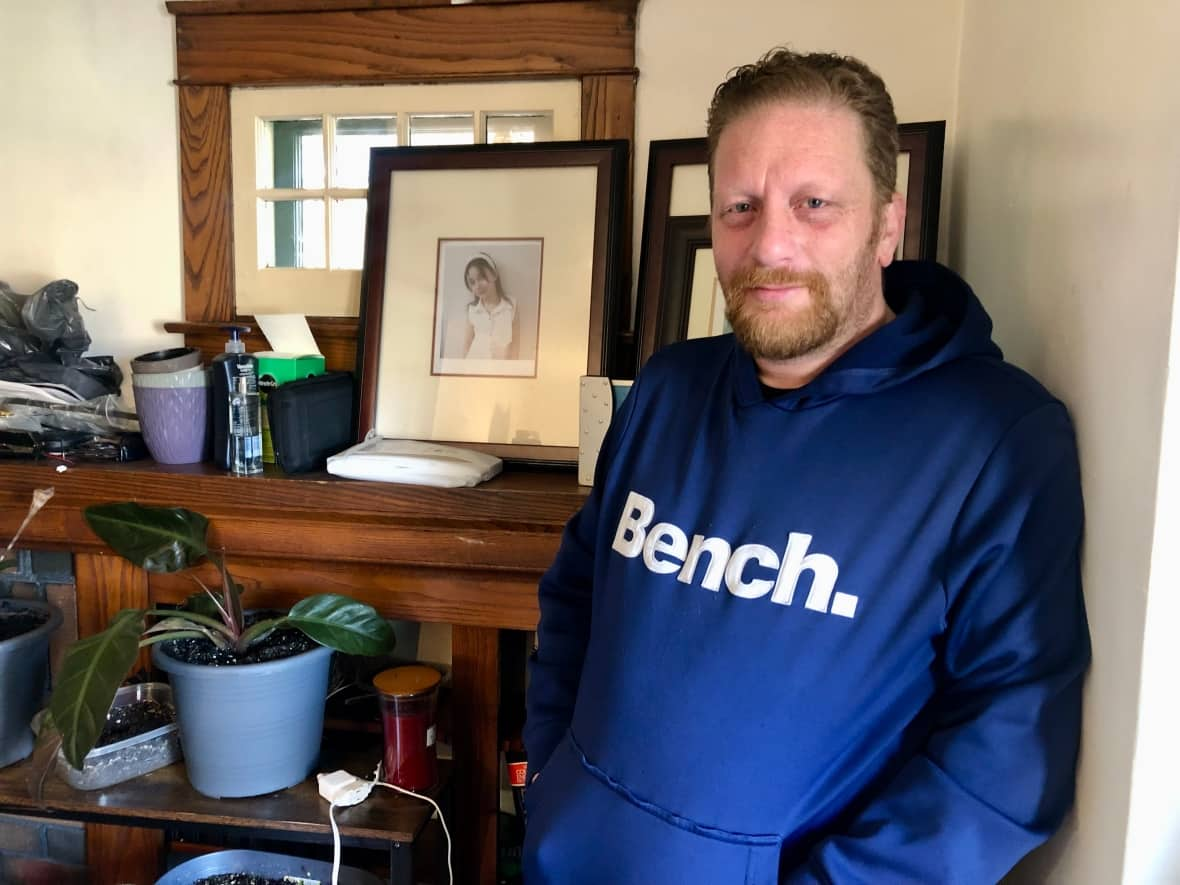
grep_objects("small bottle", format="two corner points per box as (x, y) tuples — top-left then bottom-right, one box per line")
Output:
(229, 375), (263, 475)
(211, 325), (258, 469)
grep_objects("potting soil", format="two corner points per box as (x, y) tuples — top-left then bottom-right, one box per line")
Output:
(96, 698), (174, 746)
(0, 600), (49, 642)
(161, 614), (317, 666)
(191, 875), (314, 885)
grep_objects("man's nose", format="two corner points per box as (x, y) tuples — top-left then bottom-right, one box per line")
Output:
(751, 208), (804, 267)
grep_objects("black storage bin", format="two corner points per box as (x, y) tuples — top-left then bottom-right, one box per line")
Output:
(268, 371), (355, 474)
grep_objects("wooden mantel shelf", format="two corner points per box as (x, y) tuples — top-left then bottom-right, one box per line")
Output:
(0, 459), (586, 631)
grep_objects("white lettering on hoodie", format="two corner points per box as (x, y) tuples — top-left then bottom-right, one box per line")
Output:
(611, 490), (858, 618)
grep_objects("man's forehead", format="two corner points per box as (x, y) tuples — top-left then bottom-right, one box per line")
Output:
(714, 102), (869, 179)
(722, 99), (863, 143)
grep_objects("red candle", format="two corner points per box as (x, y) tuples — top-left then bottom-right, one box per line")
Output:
(381, 706), (436, 791)
(374, 665), (442, 792)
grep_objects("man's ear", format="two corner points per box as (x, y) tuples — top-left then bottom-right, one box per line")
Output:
(875, 191), (906, 267)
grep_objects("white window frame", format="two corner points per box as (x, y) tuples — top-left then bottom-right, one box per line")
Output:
(230, 80), (582, 318)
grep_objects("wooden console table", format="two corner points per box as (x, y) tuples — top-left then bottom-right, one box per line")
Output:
(0, 741), (447, 884)
(0, 458), (585, 884)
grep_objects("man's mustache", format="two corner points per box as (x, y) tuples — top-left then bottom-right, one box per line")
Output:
(725, 265), (827, 295)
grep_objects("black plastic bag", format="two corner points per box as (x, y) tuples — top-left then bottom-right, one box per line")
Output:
(21, 279), (91, 364)
(0, 278), (119, 397)
(0, 354), (123, 400)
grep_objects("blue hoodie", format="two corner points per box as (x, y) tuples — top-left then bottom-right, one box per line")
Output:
(524, 261), (1090, 884)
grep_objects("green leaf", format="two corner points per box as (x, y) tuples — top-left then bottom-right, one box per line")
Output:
(139, 630), (216, 647)
(84, 502), (209, 573)
(286, 595), (396, 656)
(143, 617), (229, 649)
(237, 616), (284, 652)
(48, 609), (145, 769)
(182, 588), (225, 622)
(26, 712), (62, 801)
(216, 556), (244, 638)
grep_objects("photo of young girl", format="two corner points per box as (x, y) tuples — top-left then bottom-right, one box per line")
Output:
(462, 253), (519, 360)
(432, 238), (542, 377)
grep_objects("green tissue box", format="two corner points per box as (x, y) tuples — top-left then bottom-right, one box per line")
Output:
(257, 351), (326, 463)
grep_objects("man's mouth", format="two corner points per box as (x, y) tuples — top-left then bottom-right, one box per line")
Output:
(744, 283), (808, 305)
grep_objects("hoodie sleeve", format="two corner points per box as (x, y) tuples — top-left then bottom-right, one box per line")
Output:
(524, 381), (641, 777)
(784, 403), (1090, 884)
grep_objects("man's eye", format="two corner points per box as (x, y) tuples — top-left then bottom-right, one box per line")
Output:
(803, 198), (827, 210)
(726, 201), (753, 214)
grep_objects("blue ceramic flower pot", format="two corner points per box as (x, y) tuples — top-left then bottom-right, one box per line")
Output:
(152, 642), (332, 798)
(0, 599), (62, 768)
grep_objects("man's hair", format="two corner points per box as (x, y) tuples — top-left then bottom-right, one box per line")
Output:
(706, 47), (899, 206)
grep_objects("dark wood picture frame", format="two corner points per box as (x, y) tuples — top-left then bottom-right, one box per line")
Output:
(356, 139), (629, 464)
(633, 121), (947, 370)
(897, 121), (946, 261)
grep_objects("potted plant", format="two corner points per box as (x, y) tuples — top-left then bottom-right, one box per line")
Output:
(155, 848), (382, 885)
(46, 501), (396, 798)
(0, 488), (62, 768)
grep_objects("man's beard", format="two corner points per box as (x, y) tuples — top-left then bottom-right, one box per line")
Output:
(722, 233), (882, 362)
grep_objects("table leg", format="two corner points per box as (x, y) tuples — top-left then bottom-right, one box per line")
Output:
(388, 839), (415, 885)
(76, 553), (158, 882)
(451, 625), (500, 885)
(85, 822), (163, 885)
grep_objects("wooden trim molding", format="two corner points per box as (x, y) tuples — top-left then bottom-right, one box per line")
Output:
(169, 0), (563, 14)
(172, 0), (638, 86)
(178, 85), (235, 323)
(164, 318), (359, 371)
(167, 0), (639, 338)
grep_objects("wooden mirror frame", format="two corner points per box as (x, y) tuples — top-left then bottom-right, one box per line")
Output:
(163, 0), (639, 371)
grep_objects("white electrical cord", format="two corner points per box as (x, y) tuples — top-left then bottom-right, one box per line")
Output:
(319, 768), (453, 885)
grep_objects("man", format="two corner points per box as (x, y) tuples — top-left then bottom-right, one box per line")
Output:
(523, 47), (1089, 884)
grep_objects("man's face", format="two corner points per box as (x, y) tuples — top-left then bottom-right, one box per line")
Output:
(710, 100), (902, 363)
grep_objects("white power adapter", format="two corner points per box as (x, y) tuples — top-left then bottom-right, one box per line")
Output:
(317, 770), (375, 807)
(317, 767), (453, 885)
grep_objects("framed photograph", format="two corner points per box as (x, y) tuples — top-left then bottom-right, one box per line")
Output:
(357, 139), (628, 464)
(896, 121), (945, 262)
(633, 121), (946, 369)
(432, 238), (543, 378)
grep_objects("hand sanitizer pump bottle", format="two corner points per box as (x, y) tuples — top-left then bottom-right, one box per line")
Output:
(229, 374), (263, 475)
(211, 325), (258, 469)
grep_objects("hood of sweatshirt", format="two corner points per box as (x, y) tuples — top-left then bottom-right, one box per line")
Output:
(733, 260), (1004, 410)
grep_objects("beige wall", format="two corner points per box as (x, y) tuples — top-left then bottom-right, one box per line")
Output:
(953, 1), (1180, 882)
(0, 1), (182, 395)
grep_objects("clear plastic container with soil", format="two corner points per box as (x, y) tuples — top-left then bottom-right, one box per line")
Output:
(56, 682), (181, 790)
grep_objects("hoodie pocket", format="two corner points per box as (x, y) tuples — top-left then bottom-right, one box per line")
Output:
(524, 733), (782, 885)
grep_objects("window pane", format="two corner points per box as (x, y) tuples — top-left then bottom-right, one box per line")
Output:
(485, 112), (553, 144)
(333, 116), (398, 188)
(409, 113), (475, 146)
(331, 199), (367, 270)
(260, 119), (324, 190)
(258, 199), (326, 269)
